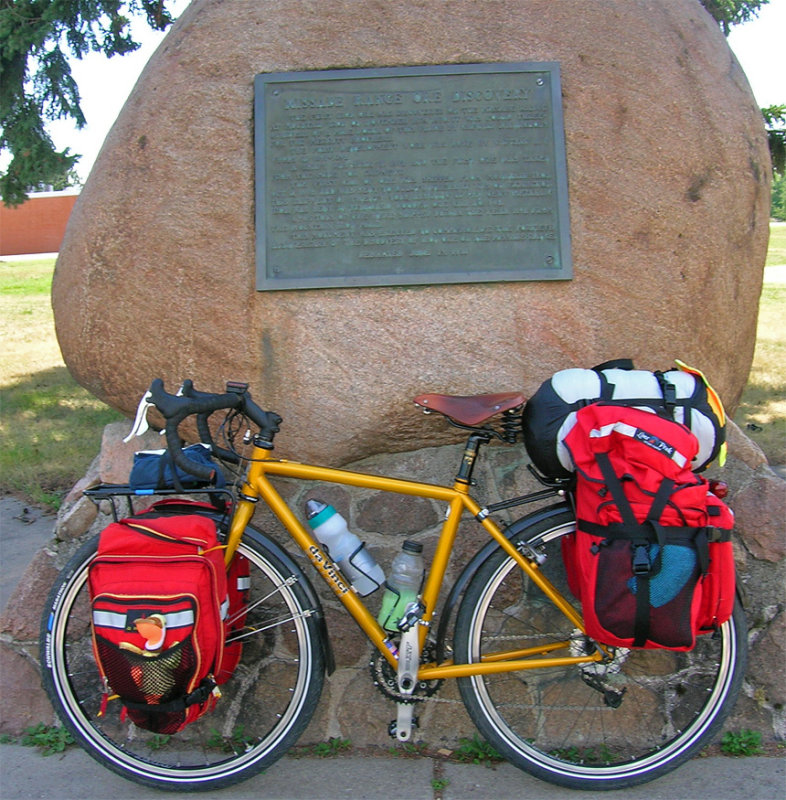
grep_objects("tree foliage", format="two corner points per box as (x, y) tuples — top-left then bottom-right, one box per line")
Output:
(765, 105), (786, 220)
(698, 0), (770, 35)
(762, 105), (786, 175)
(0, 1), (177, 206)
(772, 173), (786, 221)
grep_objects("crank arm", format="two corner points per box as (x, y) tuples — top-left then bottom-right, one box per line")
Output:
(395, 625), (420, 741)
(395, 702), (415, 742)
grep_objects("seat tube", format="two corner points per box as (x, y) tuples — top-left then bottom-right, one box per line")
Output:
(420, 494), (465, 637)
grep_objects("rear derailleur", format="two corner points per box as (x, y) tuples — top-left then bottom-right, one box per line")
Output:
(571, 630), (629, 709)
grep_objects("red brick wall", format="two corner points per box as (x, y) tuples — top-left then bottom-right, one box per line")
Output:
(0, 191), (79, 256)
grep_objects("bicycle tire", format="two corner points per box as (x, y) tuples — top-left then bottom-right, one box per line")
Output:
(454, 508), (747, 791)
(40, 527), (325, 791)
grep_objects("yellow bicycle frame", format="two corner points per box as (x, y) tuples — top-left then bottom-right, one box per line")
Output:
(222, 443), (603, 680)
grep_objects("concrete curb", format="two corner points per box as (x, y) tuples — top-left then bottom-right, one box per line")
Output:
(0, 745), (784, 800)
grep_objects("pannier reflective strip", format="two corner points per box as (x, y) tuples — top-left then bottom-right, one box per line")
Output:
(588, 421), (690, 468)
(237, 577), (250, 591)
(93, 608), (195, 630)
(220, 596), (229, 620)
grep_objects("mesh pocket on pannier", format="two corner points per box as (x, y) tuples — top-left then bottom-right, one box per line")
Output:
(94, 636), (198, 734)
(594, 541), (700, 649)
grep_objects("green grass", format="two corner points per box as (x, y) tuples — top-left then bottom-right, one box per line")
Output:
(720, 729), (764, 757)
(732, 282), (786, 464)
(765, 223), (786, 267)
(452, 734), (503, 766)
(19, 723), (75, 756)
(0, 257), (123, 508)
(310, 737), (352, 757)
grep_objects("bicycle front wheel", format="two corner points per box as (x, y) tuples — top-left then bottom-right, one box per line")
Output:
(40, 528), (325, 791)
(454, 509), (747, 791)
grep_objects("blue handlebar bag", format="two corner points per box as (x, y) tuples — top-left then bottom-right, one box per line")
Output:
(129, 444), (225, 490)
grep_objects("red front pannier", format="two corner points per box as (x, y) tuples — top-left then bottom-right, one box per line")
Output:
(88, 511), (238, 733)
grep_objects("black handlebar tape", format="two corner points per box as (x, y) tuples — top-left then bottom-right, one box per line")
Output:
(180, 381), (242, 465)
(148, 378), (243, 419)
(245, 400), (283, 445)
(149, 379), (242, 481)
(162, 412), (216, 482)
(147, 378), (282, 475)
(177, 378), (282, 444)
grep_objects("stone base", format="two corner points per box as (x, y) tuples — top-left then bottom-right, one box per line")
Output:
(1, 421), (783, 743)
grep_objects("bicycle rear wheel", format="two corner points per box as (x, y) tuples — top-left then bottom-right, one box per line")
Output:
(40, 528), (324, 791)
(454, 509), (747, 791)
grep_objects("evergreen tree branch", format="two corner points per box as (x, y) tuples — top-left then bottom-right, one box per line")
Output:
(0, 0), (177, 206)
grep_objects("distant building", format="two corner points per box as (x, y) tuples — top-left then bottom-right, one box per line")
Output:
(0, 190), (79, 256)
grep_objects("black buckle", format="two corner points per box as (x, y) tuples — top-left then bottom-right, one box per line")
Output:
(632, 544), (651, 575)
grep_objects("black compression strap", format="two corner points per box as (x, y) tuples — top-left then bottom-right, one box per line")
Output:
(578, 519), (703, 542)
(595, 453), (637, 527)
(121, 679), (215, 714)
(654, 371), (677, 417)
(594, 453), (677, 648)
(633, 572), (650, 647)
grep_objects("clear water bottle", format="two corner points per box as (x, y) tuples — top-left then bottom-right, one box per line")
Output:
(305, 499), (385, 596)
(377, 540), (424, 632)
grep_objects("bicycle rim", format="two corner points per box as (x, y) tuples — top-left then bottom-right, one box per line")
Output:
(455, 512), (746, 790)
(41, 532), (324, 791)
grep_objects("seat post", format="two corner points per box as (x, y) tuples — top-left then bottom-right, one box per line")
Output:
(455, 431), (492, 486)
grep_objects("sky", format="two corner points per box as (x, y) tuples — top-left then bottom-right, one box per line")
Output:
(39, 0), (786, 183)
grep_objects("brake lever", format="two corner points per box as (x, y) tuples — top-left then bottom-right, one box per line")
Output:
(123, 390), (155, 443)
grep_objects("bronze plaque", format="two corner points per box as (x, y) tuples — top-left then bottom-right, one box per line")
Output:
(255, 63), (571, 290)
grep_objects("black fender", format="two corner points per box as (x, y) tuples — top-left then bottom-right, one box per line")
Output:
(434, 501), (573, 661)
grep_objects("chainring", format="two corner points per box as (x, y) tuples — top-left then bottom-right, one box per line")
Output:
(370, 639), (443, 703)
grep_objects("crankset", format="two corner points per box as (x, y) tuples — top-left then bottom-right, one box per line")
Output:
(369, 639), (443, 704)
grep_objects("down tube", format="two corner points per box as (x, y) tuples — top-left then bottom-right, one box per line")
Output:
(248, 461), (460, 666)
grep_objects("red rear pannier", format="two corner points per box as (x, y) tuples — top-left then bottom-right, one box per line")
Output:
(561, 404), (735, 650)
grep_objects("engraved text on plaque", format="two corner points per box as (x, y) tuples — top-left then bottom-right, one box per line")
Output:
(255, 63), (571, 290)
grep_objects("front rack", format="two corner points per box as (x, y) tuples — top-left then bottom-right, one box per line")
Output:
(84, 484), (234, 524)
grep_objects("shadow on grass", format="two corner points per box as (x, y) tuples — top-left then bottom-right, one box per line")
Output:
(0, 366), (123, 509)
(733, 382), (786, 465)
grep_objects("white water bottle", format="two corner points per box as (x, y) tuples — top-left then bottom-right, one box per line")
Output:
(305, 500), (385, 596)
(377, 540), (424, 632)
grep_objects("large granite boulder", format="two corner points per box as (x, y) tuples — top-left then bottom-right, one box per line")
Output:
(53, 0), (771, 465)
